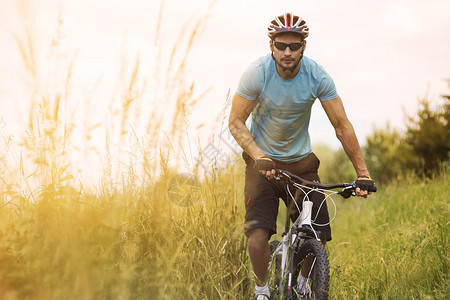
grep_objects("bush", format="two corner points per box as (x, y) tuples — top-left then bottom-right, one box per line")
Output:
(364, 93), (449, 184)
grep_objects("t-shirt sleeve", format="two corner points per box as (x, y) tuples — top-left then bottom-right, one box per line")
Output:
(317, 67), (339, 101)
(236, 62), (262, 101)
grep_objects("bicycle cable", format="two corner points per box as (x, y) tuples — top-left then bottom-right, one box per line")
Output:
(287, 184), (320, 240)
(288, 182), (338, 227)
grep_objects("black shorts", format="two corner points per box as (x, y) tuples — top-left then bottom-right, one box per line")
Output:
(243, 152), (332, 241)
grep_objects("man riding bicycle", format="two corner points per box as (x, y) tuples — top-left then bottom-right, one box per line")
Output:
(228, 13), (376, 299)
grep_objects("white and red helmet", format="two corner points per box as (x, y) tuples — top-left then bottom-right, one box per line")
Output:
(267, 13), (309, 40)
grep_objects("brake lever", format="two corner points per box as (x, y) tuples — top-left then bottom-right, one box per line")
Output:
(339, 185), (356, 199)
(274, 169), (291, 182)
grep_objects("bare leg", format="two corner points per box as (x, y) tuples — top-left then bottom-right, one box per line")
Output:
(248, 228), (271, 286)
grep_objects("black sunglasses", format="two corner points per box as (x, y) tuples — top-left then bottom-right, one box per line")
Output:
(273, 41), (304, 51)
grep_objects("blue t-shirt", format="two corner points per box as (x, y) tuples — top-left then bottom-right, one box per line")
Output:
(236, 54), (338, 162)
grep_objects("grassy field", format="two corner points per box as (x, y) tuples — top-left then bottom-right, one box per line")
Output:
(0, 161), (250, 300)
(1, 6), (448, 299)
(328, 174), (449, 299)
(0, 160), (448, 299)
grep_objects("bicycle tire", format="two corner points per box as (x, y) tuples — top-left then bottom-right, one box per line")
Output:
(294, 239), (329, 300)
(267, 240), (282, 296)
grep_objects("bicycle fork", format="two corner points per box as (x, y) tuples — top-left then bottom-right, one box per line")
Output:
(280, 200), (315, 295)
(280, 231), (297, 294)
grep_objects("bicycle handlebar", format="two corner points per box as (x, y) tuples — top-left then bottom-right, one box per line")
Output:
(274, 169), (377, 198)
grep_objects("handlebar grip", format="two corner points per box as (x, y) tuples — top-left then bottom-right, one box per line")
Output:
(362, 182), (377, 193)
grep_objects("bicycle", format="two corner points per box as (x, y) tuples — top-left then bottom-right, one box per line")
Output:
(267, 169), (376, 300)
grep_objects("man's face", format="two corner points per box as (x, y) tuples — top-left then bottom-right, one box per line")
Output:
(270, 33), (305, 71)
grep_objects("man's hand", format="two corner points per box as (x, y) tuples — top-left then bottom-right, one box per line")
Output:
(253, 156), (276, 180)
(355, 175), (376, 198)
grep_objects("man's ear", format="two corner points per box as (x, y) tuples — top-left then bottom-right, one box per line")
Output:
(269, 39), (274, 52)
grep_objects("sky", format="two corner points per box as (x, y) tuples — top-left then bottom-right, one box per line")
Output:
(0, 0), (449, 178)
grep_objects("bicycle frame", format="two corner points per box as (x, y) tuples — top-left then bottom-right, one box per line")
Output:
(269, 169), (357, 298)
(274, 199), (317, 293)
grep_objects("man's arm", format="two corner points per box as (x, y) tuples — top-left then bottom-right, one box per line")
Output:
(228, 93), (276, 178)
(321, 96), (372, 196)
(228, 93), (264, 159)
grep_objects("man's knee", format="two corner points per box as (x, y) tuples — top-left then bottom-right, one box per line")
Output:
(248, 228), (270, 248)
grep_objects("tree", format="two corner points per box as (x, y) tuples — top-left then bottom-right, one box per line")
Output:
(364, 124), (412, 184)
(404, 97), (450, 176)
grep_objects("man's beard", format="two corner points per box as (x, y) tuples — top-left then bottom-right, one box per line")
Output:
(271, 51), (304, 73)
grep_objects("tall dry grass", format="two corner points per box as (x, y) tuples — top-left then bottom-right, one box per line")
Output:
(0, 1), (254, 299)
(0, 161), (251, 299)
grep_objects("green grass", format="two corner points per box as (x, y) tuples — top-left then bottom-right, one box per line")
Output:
(328, 175), (449, 299)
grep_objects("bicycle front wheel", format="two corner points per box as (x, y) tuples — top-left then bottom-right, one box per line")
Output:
(294, 239), (329, 300)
